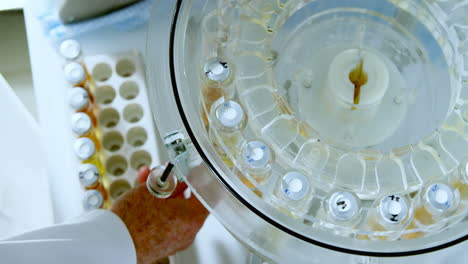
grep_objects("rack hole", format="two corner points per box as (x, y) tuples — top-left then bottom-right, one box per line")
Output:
(106, 155), (128, 176)
(92, 63), (112, 82)
(123, 104), (143, 123)
(99, 108), (120, 128)
(120, 80), (140, 100)
(127, 127), (148, 147)
(110, 179), (132, 199)
(103, 131), (124, 152)
(95, 85), (116, 104)
(116, 59), (136, 77)
(130, 151), (152, 170)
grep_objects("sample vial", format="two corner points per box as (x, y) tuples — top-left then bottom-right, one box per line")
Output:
(68, 87), (98, 126)
(82, 189), (105, 211)
(71, 112), (101, 150)
(74, 137), (104, 174)
(209, 99), (247, 167)
(364, 194), (412, 240)
(272, 171), (312, 218)
(423, 182), (459, 216)
(59, 39), (81, 60)
(238, 140), (274, 184)
(368, 194), (412, 238)
(64, 62), (86, 85)
(204, 58), (232, 84)
(326, 191), (361, 223)
(281, 171), (310, 201)
(78, 163), (108, 200)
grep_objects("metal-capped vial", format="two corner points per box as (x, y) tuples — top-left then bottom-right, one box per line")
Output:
(64, 62), (86, 85)
(215, 100), (245, 129)
(204, 58), (231, 82)
(425, 183), (456, 213)
(241, 140), (273, 170)
(59, 39), (81, 60)
(74, 137), (96, 161)
(83, 189), (104, 210)
(71, 112), (92, 136)
(68, 87), (90, 111)
(78, 163), (100, 188)
(281, 172), (310, 201)
(328, 191), (360, 221)
(378, 194), (409, 224)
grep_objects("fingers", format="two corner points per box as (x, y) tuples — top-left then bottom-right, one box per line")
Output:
(137, 165), (151, 184)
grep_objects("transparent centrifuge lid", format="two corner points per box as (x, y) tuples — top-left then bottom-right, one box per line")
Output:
(146, 0), (468, 260)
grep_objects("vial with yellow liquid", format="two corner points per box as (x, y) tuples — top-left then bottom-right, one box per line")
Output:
(324, 191), (362, 227)
(237, 139), (274, 185)
(362, 194), (412, 240)
(201, 58), (235, 124)
(78, 163), (109, 204)
(271, 171), (312, 218)
(64, 61), (97, 95)
(82, 189), (107, 211)
(68, 87), (98, 126)
(71, 112), (102, 151)
(74, 137), (105, 176)
(209, 98), (247, 167)
(402, 182), (460, 240)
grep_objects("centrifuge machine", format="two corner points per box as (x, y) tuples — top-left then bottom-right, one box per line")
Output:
(146, 0), (468, 262)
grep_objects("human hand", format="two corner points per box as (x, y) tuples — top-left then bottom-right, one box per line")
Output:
(111, 165), (209, 264)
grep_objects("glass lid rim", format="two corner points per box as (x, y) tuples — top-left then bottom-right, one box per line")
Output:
(168, 0), (468, 256)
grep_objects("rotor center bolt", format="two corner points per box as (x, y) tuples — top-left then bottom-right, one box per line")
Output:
(379, 194), (408, 224)
(204, 58), (231, 82)
(328, 191), (359, 221)
(328, 49), (389, 108)
(281, 172), (310, 201)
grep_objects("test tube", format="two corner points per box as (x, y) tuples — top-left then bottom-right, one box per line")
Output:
(68, 87), (98, 126)
(209, 99), (247, 167)
(74, 137), (104, 175)
(71, 112), (101, 150)
(238, 140), (274, 184)
(82, 189), (105, 211)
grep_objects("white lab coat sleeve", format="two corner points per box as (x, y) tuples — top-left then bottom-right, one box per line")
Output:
(0, 209), (137, 264)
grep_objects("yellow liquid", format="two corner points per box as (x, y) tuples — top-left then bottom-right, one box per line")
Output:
(452, 181), (468, 201)
(401, 221), (425, 240)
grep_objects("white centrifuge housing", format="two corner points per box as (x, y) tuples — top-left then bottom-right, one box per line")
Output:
(146, 0), (468, 262)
